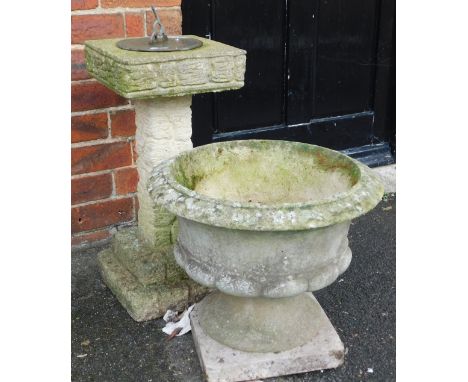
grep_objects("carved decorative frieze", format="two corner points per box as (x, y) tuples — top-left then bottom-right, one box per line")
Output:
(85, 36), (246, 99)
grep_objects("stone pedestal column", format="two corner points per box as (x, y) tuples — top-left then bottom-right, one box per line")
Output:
(135, 96), (193, 248)
(85, 36), (246, 321)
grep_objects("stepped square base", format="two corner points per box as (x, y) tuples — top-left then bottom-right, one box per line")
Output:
(98, 241), (208, 322)
(190, 293), (344, 382)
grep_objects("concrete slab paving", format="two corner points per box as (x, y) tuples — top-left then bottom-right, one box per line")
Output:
(71, 194), (395, 382)
(191, 293), (344, 382)
(373, 165), (396, 193)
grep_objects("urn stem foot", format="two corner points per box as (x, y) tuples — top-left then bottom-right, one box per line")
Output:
(191, 292), (344, 382)
(198, 291), (330, 353)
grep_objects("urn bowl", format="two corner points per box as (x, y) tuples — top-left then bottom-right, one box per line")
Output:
(149, 140), (384, 299)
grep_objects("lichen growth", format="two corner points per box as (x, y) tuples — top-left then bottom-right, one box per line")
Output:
(173, 142), (358, 204)
(149, 140), (384, 231)
(84, 37), (246, 99)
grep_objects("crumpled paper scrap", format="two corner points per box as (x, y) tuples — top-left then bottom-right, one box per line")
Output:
(162, 305), (194, 337)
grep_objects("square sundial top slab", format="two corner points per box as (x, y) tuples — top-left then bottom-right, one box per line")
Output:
(85, 36), (246, 99)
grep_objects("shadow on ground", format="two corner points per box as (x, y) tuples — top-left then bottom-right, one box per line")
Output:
(72, 194), (395, 382)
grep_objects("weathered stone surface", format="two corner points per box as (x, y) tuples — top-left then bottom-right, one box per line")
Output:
(199, 292), (325, 353)
(134, 96), (192, 247)
(149, 140), (383, 298)
(85, 36), (246, 322)
(174, 219), (352, 298)
(84, 37), (246, 98)
(98, 246), (209, 321)
(191, 293), (345, 382)
(147, 139), (383, 378)
(149, 140), (384, 232)
(112, 227), (186, 286)
(373, 164), (396, 193)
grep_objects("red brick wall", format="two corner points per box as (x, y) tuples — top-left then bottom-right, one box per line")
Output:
(71, 0), (182, 248)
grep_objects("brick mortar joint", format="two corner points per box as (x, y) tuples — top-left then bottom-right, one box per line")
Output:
(75, 220), (136, 234)
(106, 108), (112, 141)
(71, 221), (136, 242)
(72, 169), (114, 180)
(143, 10), (148, 36)
(71, 136), (134, 149)
(122, 8), (127, 38)
(71, 6), (181, 16)
(72, 228), (112, 238)
(72, 193), (137, 208)
(71, 165), (137, 180)
(71, 79), (98, 85)
(132, 195), (137, 222)
(111, 171), (116, 197)
(130, 136), (136, 164)
(71, 104), (134, 117)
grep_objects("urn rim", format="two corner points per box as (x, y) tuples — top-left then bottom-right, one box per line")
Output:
(149, 140), (384, 231)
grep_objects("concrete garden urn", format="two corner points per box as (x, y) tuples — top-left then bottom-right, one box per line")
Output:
(149, 140), (384, 381)
(84, 32), (246, 321)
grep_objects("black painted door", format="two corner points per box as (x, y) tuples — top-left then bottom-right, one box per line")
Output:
(182, 0), (395, 166)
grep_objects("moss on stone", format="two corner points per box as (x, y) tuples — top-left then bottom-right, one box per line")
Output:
(98, 246), (209, 321)
(112, 227), (166, 286)
(85, 37), (246, 64)
(149, 140), (384, 231)
(84, 36), (246, 99)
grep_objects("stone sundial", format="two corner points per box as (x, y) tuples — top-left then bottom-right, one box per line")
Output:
(85, 7), (246, 321)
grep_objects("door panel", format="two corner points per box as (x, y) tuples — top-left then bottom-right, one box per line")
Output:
(212, 0), (287, 132)
(182, 0), (395, 166)
(286, 0), (319, 124)
(314, 0), (379, 116)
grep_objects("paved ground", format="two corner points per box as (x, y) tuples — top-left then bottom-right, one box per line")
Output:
(72, 194), (395, 382)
